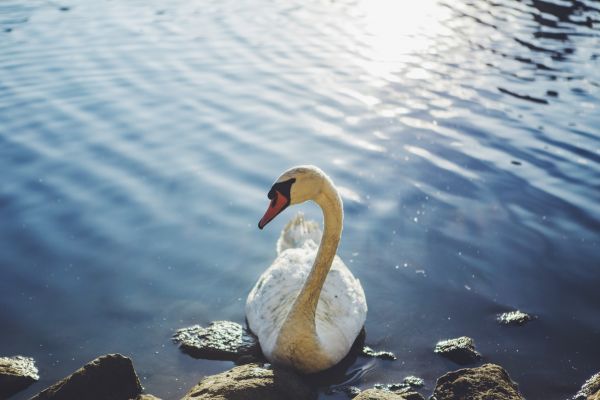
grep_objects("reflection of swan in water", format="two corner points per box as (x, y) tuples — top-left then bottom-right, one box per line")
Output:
(246, 165), (367, 373)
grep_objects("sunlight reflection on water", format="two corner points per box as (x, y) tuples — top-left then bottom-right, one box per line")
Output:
(0, 0), (599, 399)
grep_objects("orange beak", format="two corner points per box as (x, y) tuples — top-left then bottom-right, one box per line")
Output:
(258, 191), (289, 229)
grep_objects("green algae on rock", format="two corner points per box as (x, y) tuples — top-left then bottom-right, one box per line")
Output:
(362, 346), (397, 361)
(434, 336), (481, 365)
(173, 321), (261, 361)
(0, 355), (39, 398)
(431, 363), (524, 400)
(180, 363), (315, 400)
(574, 371), (600, 400)
(497, 310), (533, 326)
(353, 388), (413, 399)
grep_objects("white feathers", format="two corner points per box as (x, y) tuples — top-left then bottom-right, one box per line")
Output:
(276, 213), (322, 254)
(246, 212), (367, 369)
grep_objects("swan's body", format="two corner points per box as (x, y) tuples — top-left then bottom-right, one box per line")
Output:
(246, 166), (367, 373)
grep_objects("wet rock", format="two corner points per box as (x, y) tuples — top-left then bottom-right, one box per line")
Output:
(353, 388), (407, 399)
(180, 363), (316, 400)
(362, 346), (397, 361)
(402, 376), (424, 388)
(372, 383), (425, 400)
(574, 372), (600, 400)
(434, 336), (481, 365)
(0, 355), (39, 398)
(326, 385), (361, 398)
(173, 321), (261, 361)
(497, 310), (533, 326)
(431, 363), (524, 400)
(30, 353), (142, 400)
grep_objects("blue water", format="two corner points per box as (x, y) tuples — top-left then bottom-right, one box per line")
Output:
(1, 0), (599, 398)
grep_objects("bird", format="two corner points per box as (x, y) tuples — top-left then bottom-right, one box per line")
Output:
(246, 165), (367, 373)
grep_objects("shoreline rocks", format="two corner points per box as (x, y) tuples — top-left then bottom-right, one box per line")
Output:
(574, 372), (600, 400)
(434, 336), (481, 365)
(497, 310), (533, 326)
(0, 355), (39, 398)
(30, 354), (143, 400)
(431, 363), (524, 400)
(173, 321), (261, 362)
(362, 346), (397, 361)
(180, 363), (316, 400)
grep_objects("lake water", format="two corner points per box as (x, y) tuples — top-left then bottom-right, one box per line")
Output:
(1, 0), (599, 399)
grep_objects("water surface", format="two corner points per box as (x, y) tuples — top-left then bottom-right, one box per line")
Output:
(1, 0), (599, 398)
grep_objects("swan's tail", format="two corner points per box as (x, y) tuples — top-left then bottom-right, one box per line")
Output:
(277, 212), (322, 254)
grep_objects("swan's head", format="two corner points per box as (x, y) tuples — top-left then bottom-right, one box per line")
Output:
(258, 165), (326, 229)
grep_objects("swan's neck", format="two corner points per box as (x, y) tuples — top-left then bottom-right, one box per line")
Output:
(274, 178), (343, 368)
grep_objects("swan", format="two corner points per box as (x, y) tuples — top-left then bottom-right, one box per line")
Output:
(246, 165), (367, 373)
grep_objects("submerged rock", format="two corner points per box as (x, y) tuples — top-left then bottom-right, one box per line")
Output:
(180, 363), (315, 400)
(434, 336), (481, 365)
(173, 321), (261, 361)
(30, 354), (142, 400)
(325, 385), (361, 398)
(372, 383), (425, 400)
(497, 310), (533, 326)
(402, 376), (424, 388)
(574, 371), (600, 400)
(362, 346), (397, 361)
(431, 363), (524, 400)
(0, 355), (39, 398)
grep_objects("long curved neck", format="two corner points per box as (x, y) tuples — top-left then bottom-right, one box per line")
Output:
(275, 177), (343, 361)
(295, 181), (343, 316)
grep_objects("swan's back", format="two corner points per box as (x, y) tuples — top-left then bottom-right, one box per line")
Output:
(246, 213), (367, 366)
(276, 213), (322, 254)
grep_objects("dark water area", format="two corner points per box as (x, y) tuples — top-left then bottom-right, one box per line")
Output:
(1, 0), (599, 398)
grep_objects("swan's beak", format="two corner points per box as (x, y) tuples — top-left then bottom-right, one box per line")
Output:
(258, 191), (289, 230)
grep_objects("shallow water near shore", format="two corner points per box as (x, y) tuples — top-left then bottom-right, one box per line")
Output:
(1, 0), (599, 398)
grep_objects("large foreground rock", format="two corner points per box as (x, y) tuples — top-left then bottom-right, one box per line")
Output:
(0, 356), (39, 398)
(181, 363), (315, 400)
(574, 372), (600, 400)
(30, 354), (142, 400)
(431, 363), (524, 400)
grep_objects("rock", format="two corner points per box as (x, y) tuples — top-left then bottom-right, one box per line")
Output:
(362, 346), (397, 361)
(402, 376), (424, 388)
(393, 389), (424, 400)
(497, 310), (533, 326)
(325, 385), (361, 397)
(574, 372), (600, 400)
(372, 383), (425, 400)
(180, 363), (316, 400)
(434, 336), (481, 364)
(0, 355), (39, 398)
(353, 388), (407, 399)
(135, 395), (162, 400)
(173, 321), (261, 361)
(30, 354), (142, 400)
(431, 363), (524, 400)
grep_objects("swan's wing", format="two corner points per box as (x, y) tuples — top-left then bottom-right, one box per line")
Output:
(276, 213), (322, 254)
(246, 246), (367, 364)
(245, 248), (312, 358)
(316, 257), (367, 363)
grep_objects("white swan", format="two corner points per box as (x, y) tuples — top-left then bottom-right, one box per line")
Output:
(246, 165), (367, 373)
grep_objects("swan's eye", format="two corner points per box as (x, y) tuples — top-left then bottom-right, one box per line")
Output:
(269, 193), (278, 208)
